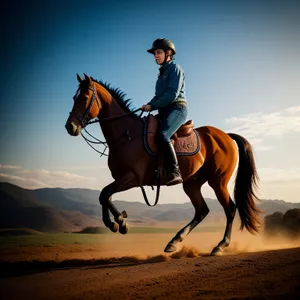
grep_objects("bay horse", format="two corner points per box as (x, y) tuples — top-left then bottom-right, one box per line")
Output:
(65, 73), (261, 255)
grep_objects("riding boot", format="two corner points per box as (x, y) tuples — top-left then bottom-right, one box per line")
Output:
(162, 142), (183, 186)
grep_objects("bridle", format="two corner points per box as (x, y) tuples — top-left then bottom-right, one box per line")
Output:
(72, 82), (101, 128)
(69, 81), (143, 157)
(71, 81), (142, 127)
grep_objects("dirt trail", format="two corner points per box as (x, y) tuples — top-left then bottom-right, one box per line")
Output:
(1, 247), (300, 300)
(2, 231), (300, 263)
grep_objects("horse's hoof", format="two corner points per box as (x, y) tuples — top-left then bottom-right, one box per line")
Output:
(121, 210), (128, 218)
(119, 222), (128, 235)
(164, 243), (177, 253)
(210, 247), (223, 256)
(109, 222), (119, 233)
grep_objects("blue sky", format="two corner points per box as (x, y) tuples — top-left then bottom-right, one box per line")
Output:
(1, 0), (300, 203)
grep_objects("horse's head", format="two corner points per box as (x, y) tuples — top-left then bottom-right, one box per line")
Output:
(65, 74), (102, 136)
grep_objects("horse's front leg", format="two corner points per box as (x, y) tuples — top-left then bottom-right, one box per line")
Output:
(101, 198), (119, 233)
(99, 172), (138, 234)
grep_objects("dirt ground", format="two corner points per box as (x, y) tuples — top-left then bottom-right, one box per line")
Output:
(1, 232), (300, 299)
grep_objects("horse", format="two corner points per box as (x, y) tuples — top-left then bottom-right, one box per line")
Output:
(65, 73), (261, 255)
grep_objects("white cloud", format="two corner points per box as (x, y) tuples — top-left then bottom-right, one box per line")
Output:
(0, 164), (22, 170)
(64, 164), (108, 171)
(0, 173), (49, 188)
(0, 166), (97, 190)
(285, 106), (300, 113)
(255, 167), (300, 203)
(225, 105), (300, 150)
(258, 167), (300, 184)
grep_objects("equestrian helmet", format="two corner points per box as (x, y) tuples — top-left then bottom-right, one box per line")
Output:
(147, 38), (176, 55)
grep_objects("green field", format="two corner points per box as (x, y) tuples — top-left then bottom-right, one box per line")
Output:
(0, 226), (224, 249)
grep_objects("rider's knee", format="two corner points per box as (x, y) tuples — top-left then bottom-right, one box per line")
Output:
(157, 131), (170, 144)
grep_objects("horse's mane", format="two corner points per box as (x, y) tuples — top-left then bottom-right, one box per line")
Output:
(78, 77), (141, 119)
(90, 78), (138, 115)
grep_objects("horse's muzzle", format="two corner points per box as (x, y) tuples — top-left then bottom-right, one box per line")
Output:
(65, 121), (81, 136)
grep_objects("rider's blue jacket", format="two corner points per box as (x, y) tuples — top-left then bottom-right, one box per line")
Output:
(148, 60), (187, 111)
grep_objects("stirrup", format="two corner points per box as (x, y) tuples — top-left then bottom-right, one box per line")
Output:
(166, 177), (183, 186)
(165, 171), (183, 186)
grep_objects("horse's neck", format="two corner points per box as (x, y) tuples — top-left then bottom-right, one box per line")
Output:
(97, 92), (136, 148)
(101, 98), (126, 118)
(94, 82), (126, 118)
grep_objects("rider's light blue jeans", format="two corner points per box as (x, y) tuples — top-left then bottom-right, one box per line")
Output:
(157, 102), (188, 143)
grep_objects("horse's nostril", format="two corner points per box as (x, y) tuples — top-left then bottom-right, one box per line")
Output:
(65, 122), (73, 133)
(66, 121), (80, 136)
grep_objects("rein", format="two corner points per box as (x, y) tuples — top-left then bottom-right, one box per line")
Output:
(81, 127), (109, 157)
(140, 184), (160, 207)
(80, 88), (143, 156)
(81, 107), (143, 156)
(85, 107), (143, 125)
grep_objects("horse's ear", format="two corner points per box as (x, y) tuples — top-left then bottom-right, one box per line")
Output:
(77, 74), (83, 83)
(83, 73), (91, 83)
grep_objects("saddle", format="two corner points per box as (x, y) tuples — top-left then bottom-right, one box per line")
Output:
(143, 115), (200, 156)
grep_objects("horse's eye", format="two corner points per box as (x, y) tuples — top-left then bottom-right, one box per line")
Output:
(84, 97), (89, 103)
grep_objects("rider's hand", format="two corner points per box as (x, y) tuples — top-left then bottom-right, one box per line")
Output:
(141, 104), (152, 112)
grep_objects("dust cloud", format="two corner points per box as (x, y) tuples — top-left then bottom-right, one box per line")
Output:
(1, 230), (299, 265)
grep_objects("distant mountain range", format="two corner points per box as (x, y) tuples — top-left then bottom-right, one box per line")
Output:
(1, 182), (299, 232)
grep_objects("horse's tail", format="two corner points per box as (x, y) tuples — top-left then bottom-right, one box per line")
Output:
(228, 133), (261, 234)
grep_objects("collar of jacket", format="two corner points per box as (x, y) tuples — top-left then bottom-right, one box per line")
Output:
(159, 60), (173, 75)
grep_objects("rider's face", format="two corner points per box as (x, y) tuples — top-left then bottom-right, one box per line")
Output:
(154, 49), (165, 65)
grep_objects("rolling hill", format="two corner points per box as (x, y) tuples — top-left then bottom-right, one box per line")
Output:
(1, 182), (299, 232)
(0, 182), (99, 232)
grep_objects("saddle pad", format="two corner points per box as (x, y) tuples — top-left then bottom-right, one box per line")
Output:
(173, 130), (200, 155)
(143, 118), (200, 156)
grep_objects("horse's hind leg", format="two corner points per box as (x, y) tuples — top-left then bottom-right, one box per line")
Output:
(208, 180), (236, 256)
(164, 179), (209, 253)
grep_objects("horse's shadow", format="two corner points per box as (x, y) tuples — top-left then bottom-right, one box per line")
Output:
(0, 252), (213, 278)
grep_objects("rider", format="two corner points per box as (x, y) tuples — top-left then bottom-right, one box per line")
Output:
(142, 38), (188, 186)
